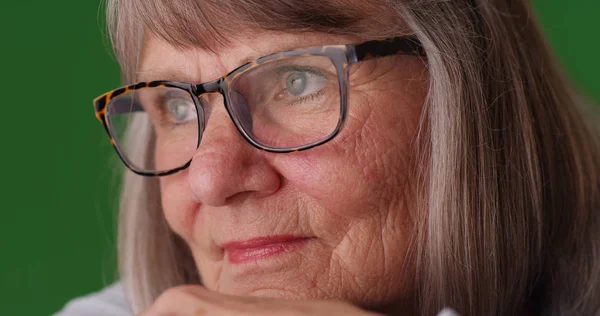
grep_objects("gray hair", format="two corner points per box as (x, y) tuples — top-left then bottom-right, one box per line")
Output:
(106, 0), (600, 315)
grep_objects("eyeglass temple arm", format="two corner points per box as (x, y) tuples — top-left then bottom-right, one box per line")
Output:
(110, 100), (144, 114)
(352, 35), (426, 62)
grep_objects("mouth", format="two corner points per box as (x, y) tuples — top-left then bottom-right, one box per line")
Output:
(221, 235), (312, 264)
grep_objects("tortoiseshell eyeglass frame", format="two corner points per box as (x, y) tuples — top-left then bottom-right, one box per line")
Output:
(93, 35), (426, 177)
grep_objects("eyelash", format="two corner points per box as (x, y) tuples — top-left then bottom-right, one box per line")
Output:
(275, 66), (329, 106)
(275, 65), (325, 77)
(286, 88), (327, 106)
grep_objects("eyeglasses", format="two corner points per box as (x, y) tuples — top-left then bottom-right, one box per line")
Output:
(93, 35), (425, 176)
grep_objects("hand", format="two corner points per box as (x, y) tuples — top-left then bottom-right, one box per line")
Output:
(139, 285), (381, 316)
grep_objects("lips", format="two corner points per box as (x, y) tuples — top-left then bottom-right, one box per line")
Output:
(221, 235), (311, 264)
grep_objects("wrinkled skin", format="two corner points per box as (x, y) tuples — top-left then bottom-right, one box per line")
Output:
(139, 30), (428, 314)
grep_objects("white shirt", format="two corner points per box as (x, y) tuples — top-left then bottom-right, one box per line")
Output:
(54, 283), (132, 316)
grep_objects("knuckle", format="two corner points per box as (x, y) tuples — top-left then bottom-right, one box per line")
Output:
(154, 287), (189, 305)
(150, 285), (214, 315)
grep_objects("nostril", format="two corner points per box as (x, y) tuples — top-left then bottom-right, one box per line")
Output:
(229, 90), (254, 133)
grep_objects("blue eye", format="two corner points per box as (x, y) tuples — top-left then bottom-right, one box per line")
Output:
(280, 70), (329, 103)
(286, 72), (308, 96)
(166, 98), (196, 124)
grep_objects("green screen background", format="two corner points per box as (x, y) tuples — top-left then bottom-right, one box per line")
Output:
(0, 1), (598, 315)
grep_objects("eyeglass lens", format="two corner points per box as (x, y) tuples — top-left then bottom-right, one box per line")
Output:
(106, 55), (341, 173)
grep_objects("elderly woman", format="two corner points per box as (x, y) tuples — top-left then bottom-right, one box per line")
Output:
(57, 0), (599, 315)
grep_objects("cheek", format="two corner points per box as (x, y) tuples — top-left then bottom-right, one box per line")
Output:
(275, 81), (426, 216)
(270, 68), (427, 253)
(158, 170), (199, 242)
(265, 82), (425, 299)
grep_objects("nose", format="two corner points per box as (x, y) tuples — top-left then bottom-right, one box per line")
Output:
(187, 94), (281, 206)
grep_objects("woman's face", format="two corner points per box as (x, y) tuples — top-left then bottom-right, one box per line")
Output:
(139, 31), (428, 308)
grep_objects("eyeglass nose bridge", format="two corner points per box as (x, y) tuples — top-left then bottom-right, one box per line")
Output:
(192, 78), (251, 149)
(192, 78), (227, 122)
(189, 78), (220, 137)
(193, 78), (222, 96)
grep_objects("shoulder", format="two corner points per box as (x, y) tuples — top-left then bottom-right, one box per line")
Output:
(54, 282), (132, 316)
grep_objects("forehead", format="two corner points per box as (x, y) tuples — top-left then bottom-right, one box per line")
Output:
(131, 0), (407, 83)
(137, 31), (358, 83)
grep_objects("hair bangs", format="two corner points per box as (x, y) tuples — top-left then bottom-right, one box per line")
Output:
(135, 0), (381, 49)
(107, 0), (402, 82)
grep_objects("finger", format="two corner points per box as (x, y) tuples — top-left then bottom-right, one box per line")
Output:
(140, 285), (212, 316)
